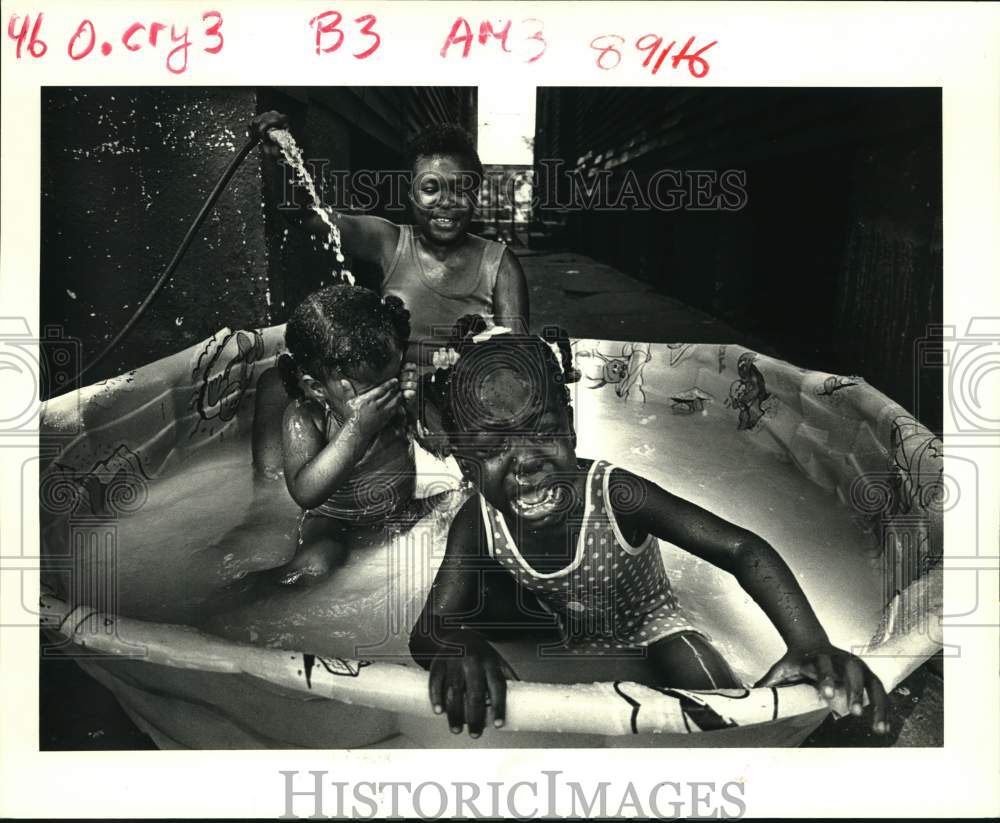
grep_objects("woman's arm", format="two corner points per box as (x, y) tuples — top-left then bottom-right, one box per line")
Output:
(493, 248), (530, 333)
(253, 111), (400, 270)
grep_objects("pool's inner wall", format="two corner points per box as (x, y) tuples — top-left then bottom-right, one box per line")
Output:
(593, 340), (944, 619)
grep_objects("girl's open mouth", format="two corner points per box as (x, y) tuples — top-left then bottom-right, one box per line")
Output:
(511, 484), (564, 520)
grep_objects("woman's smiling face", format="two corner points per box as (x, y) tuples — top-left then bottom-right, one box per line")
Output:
(451, 365), (579, 529)
(410, 154), (478, 244)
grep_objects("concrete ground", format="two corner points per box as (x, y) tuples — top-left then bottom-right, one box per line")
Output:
(39, 249), (942, 750)
(520, 250), (773, 350)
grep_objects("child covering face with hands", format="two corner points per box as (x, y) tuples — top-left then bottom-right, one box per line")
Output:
(275, 284), (420, 585)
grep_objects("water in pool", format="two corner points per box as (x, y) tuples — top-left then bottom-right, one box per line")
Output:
(45, 386), (883, 687)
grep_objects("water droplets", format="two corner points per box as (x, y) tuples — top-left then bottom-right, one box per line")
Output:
(268, 128), (354, 286)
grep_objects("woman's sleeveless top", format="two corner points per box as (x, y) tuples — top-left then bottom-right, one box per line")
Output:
(382, 225), (505, 360)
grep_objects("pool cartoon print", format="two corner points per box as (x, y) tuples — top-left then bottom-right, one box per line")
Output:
(725, 352), (773, 431)
(302, 654), (372, 688)
(189, 328), (265, 436)
(816, 375), (861, 396)
(613, 681), (761, 733)
(45, 443), (150, 518)
(578, 342), (652, 402)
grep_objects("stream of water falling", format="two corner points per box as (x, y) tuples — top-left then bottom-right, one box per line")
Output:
(268, 128), (354, 286)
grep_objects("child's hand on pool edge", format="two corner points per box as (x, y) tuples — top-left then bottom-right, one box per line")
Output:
(755, 644), (889, 734)
(428, 629), (507, 738)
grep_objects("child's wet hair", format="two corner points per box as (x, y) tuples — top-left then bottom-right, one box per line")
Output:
(428, 315), (581, 437)
(407, 123), (483, 181)
(278, 284), (410, 399)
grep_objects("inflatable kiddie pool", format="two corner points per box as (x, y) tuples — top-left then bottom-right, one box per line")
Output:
(39, 326), (944, 748)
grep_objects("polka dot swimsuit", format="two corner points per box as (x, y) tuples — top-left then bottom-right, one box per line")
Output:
(480, 460), (698, 651)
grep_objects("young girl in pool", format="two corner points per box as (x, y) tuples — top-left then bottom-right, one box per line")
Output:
(274, 284), (420, 585)
(409, 319), (889, 738)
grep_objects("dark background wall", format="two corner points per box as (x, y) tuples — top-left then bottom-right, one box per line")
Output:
(41, 87), (269, 384)
(534, 88), (942, 431)
(40, 86), (477, 391)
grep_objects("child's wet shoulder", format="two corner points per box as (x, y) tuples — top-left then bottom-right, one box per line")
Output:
(605, 464), (653, 508)
(282, 397), (326, 432)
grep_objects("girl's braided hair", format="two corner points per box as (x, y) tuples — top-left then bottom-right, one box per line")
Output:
(278, 284), (410, 399)
(424, 314), (581, 437)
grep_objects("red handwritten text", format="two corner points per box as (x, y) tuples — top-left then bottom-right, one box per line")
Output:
(7, 12), (47, 57)
(309, 11), (381, 59)
(440, 17), (546, 63)
(5, 11), (224, 73)
(591, 33), (717, 78)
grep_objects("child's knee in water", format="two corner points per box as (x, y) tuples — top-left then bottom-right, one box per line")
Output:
(277, 528), (347, 586)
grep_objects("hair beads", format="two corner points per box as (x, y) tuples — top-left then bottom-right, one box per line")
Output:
(429, 315), (581, 437)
